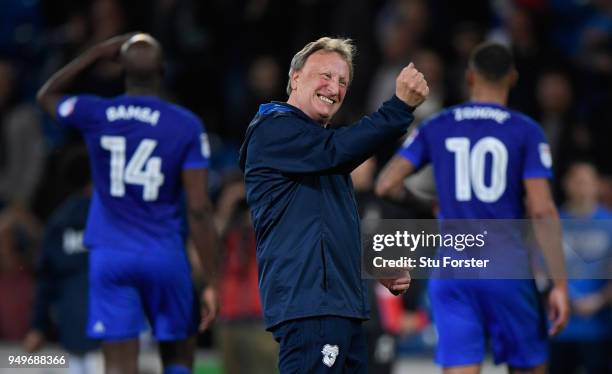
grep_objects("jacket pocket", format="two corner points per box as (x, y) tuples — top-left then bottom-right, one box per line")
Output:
(320, 242), (328, 291)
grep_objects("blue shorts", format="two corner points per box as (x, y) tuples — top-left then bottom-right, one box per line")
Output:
(271, 316), (367, 373)
(429, 279), (548, 368)
(87, 248), (199, 341)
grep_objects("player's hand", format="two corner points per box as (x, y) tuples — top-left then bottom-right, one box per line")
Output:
(199, 285), (218, 331)
(395, 62), (429, 108)
(547, 284), (570, 336)
(22, 330), (45, 353)
(95, 32), (140, 60)
(379, 271), (411, 296)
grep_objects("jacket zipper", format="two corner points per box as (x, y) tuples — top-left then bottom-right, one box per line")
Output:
(321, 241), (328, 291)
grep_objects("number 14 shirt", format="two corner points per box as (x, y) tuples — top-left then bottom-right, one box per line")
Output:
(56, 94), (210, 253)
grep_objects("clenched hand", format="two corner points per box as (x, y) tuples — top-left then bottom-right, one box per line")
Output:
(395, 63), (429, 108)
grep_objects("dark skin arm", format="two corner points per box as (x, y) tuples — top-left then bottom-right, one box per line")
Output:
(37, 33), (135, 119)
(524, 178), (569, 336)
(182, 168), (219, 331)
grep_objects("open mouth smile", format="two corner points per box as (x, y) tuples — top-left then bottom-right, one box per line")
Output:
(317, 94), (335, 105)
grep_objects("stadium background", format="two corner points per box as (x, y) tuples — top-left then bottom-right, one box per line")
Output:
(0, 0), (610, 373)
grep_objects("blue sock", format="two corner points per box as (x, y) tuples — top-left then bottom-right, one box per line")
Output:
(163, 364), (191, 374)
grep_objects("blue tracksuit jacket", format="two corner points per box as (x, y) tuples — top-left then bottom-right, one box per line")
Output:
(238, 96), (415, 329)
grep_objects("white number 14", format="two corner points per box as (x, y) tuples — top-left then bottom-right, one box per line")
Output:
(100, 136), (165, 201)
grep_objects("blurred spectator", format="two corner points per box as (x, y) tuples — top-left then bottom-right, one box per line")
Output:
(0, 59), (45, 212)
(22, 147), (101, 374)
(213, 175), (277, 374)
(534, 69), (591, 196)
(0, 0), (42, 61)
(69, 0), (126, 96)
(551, 161), (612, 374)
(0, 57), (42, 342)
(445, 22), (484, 104)
(225, 55), (284, 142)
(0, 207), (38, 341)
(410, 48), (446, 123)
(549, 0), (611, 61)
(367, 0), (430, 113)
(490, 4), (550, 113)
(575, 0), (612, 77)
(366, 1), (434, 166)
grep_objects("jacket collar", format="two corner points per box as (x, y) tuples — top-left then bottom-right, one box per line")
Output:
(257, 101), (317, 125)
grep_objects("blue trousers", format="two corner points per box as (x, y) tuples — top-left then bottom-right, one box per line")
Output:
(272, 316), (368, 373)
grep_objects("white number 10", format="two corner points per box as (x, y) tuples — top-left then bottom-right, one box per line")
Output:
(100, 136), (165, 201)
(445, 136), (508, 203)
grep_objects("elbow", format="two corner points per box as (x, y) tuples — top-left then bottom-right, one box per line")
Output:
(527, 202), (559, 219)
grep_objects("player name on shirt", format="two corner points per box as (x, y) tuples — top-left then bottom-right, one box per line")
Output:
(453, 106), (510, 124)
(106, 105), (160, 126)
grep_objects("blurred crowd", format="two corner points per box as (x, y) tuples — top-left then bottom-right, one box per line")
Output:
(0, 0), (610, 373)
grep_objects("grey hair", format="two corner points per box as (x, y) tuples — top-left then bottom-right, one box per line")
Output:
(286, 37), (356, 96)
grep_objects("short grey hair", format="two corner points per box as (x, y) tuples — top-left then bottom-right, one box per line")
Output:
(286, 37), (356, 96)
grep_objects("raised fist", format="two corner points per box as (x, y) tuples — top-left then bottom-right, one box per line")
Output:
(395, 62), (429, 108)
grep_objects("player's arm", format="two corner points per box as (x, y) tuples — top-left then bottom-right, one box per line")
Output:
(37, 33), (134, 119)
(524, 178), (569, 336)
(182, 168), (219, 331)
(375, 155), (415, 200)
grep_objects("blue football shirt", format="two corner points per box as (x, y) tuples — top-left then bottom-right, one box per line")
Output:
(55, 94), (210, 253)
(399, 102), (552, 219)
(404, 103), (553, 366)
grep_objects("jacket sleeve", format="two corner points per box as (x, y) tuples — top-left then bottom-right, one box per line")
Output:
(250, 96), (415, 174)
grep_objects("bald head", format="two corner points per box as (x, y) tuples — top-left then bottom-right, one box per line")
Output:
(120, 33), (163, 86)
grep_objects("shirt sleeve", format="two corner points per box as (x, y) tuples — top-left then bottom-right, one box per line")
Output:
(397, 121), (430, 170)
(250, 96), (414, 174)
(182, 117), (210, 170)
(523, 122), (553, 179)
(55, 94), (104, 131)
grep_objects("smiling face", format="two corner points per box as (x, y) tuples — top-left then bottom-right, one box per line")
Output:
(287, 50), (349, 124)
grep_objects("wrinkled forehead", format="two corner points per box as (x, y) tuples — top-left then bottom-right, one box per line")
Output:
(303, 50), (350, 77)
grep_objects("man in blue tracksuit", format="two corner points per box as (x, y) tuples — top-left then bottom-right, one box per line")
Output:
(239, 37), (429, 373)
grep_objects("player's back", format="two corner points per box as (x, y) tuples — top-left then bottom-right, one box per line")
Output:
(405, 102), (552, 220)
(56, 94), (209, 253)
